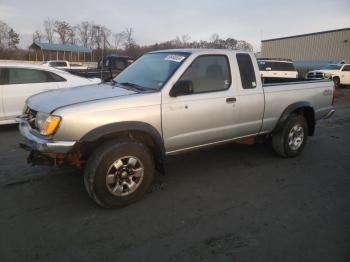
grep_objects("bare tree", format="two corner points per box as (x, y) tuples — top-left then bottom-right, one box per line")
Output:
(112, 32), (125, 49)
(68, 26), (77, 45)
(181, 34), (191, 44)
(210, 33), (220, 43)
(0, 20), (10, 48)
(0, 21), (19, 49)
(43, 18), (55, 43)
(91, 24), (102, 49)
(123, 27), (135, 49)
(76, 21), (92, 47)
(236, 40), (253, 51)
(90, 25), (110, 49)
(32, 30), (42, 43)
(54, 20), (72, 44)
(101, 26), (111, 49)
(224, 38), (238, 49)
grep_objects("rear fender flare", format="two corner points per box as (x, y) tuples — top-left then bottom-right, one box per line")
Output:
(273, 102), (315, 136)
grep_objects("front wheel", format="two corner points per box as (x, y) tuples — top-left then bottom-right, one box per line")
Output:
(272, 114), (308, 158)
(84, 140), (155, 208)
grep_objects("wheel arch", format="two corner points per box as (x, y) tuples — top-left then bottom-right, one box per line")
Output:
(273, 101), (315, 136)
(78, 121), (165, 168)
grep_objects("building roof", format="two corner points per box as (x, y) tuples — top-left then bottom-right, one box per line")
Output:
(262, 28), (350, 43)
(29, 42), (92, 53)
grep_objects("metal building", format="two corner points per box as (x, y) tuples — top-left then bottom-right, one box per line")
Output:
(261, 28), (350, 62)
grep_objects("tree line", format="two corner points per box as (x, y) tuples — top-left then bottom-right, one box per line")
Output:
(0, 19), (254, 60)
(32, 19), (136, 51)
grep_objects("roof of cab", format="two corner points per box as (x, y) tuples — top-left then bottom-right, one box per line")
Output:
(149, 48), (252, 55)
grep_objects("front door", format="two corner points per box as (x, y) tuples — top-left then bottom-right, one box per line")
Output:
(162, 55), (240, 153)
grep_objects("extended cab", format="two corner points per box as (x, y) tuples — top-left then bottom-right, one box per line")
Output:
(17, 49), (335, 208)
(306, 63), (350, 87)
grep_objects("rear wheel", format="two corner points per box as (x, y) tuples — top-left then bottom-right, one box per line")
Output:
(84, 140), (155, 208)
(272, 114), (308, 157)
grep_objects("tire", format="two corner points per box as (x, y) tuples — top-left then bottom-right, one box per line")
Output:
(272, 114), (308, 158)
(84, 139), (155, 208)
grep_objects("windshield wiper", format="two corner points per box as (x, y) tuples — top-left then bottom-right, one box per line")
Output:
(119, 82), (147, 91)
(110, 80), (135, 91)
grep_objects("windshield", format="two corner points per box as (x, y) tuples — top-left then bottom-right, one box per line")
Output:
(114, 52), (189, 91)
(321, 64), (342, 70)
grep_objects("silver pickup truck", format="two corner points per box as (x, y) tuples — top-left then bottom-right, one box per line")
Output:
(17, 49), (335, 208)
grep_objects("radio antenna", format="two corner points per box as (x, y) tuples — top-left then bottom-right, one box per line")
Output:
(100, 26), (104, 81)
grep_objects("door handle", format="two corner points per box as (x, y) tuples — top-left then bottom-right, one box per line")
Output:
(226, 97), (237, 103)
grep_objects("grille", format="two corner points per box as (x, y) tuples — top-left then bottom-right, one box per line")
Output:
(307, 72), (324, 79)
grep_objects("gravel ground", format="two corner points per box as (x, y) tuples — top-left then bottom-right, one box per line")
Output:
(0, 88), (349, 262)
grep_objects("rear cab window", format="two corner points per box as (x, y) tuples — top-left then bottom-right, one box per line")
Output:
(236, 53), (257, 89)
(258, 60), (296, 71)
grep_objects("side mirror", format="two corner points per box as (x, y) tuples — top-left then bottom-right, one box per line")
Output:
(265, 67), (272, 71)
(170, 80), (194, 97)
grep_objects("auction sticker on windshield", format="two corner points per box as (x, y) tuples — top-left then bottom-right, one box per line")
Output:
(164, 54), (186, 63)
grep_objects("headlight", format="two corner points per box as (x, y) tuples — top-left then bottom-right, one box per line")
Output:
(324, 73), (331, 79)
(35, 112), (61, 135)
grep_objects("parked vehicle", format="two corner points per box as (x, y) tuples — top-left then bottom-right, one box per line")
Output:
(306, 63), (350, 87)
(17, 49), (335, 208)
(258, 58), (298, 83)
(0, 63), (101, 124)
(42, 60), (88, 70)
(66, 54), (134, 81)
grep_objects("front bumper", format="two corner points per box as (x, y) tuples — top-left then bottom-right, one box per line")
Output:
(16, 117), (76, 154)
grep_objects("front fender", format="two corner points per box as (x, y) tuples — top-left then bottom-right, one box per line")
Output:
(79, 121), (165, 155)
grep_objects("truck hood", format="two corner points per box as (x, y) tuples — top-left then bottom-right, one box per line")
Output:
(27, 83), (137, 113)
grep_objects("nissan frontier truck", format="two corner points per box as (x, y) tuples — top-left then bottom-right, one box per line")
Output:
(17, 49), (335, 208)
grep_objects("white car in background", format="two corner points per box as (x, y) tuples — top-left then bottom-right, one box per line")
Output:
(41, 60), (88, 70)
(258, 59), (298, 81)
(0, 63), (101, 124)
(306, 63), (350, 87)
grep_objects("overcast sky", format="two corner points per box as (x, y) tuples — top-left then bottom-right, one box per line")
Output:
(1, 0), (349, 51)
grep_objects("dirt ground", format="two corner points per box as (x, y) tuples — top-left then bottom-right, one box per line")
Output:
(0, 88), (349, 262)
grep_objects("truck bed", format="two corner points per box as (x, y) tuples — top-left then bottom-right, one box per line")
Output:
(261, 79), (334, 133)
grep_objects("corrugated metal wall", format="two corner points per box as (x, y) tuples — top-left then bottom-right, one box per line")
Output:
(261, 29), (350, 62)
